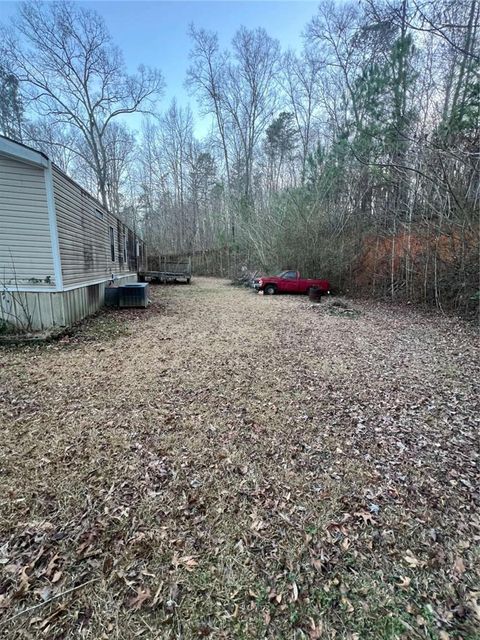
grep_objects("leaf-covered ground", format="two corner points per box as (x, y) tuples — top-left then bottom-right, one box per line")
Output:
(0, 279), (479, 639)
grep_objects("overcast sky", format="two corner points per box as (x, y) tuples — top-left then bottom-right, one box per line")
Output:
(0, 1), (320, 137)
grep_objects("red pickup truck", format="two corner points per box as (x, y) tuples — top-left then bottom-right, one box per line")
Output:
(258, 271), (330, 296)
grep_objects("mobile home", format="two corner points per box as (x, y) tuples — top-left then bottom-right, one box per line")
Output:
(0, 136), (145, 331)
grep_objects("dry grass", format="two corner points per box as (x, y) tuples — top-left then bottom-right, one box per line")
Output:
(0, 278), (479, 639)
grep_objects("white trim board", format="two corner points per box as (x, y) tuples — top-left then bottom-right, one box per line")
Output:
(1, 286), (58, 293)
(44, 162), (64, 291)
(0, 137), (49, 168)
(1, 272), (137, 294)
(62, 272), (137, 291)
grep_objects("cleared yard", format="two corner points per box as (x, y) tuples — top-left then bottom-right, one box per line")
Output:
(0, 279), (479, 639)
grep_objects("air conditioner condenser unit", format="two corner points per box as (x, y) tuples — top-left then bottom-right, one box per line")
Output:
(118, 283), (150, 308)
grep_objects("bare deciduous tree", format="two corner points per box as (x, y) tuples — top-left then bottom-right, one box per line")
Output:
(3, 0), (164, 208)
(0, 54), (23, 140)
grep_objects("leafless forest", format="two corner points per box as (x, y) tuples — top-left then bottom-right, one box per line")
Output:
(1, 0), (478, 314)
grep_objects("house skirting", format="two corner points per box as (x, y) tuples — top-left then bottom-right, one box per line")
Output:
(0, 274), (138, 331)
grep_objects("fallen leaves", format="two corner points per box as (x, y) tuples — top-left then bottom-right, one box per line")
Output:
(396, 575), (411, 589)
(354, 510), (375, 526)
(250, 518), (268, 532)
(307, 617), (323, 639)
(30, 602), (67, 630)
(468, 592), (480, 622)
(0, 279), (479, 639)
(404, 552), (426, 569)
(453, 556), (466, 576)
(341, 595), (354, 613)
(291, 581), (299, 602)
(127, 587), (151, 610)
(171, 554), (199, 572)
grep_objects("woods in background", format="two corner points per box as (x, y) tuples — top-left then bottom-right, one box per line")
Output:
(1, 0), (479, 314)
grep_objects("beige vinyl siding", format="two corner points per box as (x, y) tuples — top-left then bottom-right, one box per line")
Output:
(53, 168), (135, 287)
(0, 156), (55, 288)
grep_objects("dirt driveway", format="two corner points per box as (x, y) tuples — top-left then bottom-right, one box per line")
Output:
(1, 279), (479, 639)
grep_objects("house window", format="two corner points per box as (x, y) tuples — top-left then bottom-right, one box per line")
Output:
(136, 240), (140, 257)
(123, 228), (127, 264)
(109, 226), (115, 261)
(95, 209), (104, 220)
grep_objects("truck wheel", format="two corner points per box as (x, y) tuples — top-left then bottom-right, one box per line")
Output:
(264, 284), (276, 295)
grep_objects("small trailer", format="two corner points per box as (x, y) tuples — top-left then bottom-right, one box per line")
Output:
(138, 255), (192, 284)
